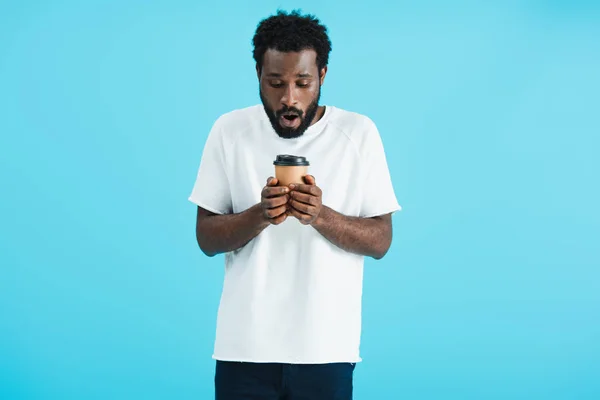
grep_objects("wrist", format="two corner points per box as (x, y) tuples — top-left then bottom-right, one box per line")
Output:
(312, 205), (331, 228)
(251, 203), (271, 229)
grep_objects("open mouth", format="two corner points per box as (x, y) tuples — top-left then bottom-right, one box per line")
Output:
(279, 113), (301, 127)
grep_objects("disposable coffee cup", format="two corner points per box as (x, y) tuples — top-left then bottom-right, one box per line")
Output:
(273, 154), (309, 186)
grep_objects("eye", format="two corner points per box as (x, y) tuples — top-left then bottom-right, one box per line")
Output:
(297, 81), (310, 88)
(269, 80), (284, 88)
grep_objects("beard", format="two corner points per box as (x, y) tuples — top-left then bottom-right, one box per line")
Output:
(260, 87), (321, 139)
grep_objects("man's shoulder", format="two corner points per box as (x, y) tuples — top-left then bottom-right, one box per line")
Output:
(214, 104), (265, 131)
(206, 105), (266, 147)
(326, 106), (379, 141)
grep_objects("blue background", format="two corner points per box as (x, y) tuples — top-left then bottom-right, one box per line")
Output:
(1, 1), (599, 399)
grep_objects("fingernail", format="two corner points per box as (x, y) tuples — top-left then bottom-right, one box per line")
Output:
(289, 184), (295, 189)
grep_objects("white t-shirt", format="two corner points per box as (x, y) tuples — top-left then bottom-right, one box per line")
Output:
(189, 104), (401, 364)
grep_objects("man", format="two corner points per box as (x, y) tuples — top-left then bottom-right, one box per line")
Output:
(189, 10), (401, 400)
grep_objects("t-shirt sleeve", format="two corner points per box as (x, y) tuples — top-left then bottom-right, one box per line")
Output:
(188, 117), (233, 214)
(359, 120), (402, 218)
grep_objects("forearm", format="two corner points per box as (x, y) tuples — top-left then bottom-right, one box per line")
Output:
(196, 203), (269, 257)
(312, 205), (392, 259)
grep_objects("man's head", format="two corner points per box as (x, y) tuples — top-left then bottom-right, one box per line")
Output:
(253, 10), (332, 139)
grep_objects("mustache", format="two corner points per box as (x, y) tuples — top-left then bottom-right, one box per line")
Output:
(276, 106), (304, 118)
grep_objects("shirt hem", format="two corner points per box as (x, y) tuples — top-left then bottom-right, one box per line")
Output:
(360, 204), (402, 219)
(212, 355), (363, 364)
(188, 197), (228, 215)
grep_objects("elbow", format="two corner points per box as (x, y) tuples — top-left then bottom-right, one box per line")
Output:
(372, 235), (392, 260)
(196, 230), (218, 258)
(369, 216), (393, 260)
(200, 246), (218, 258)
(372, 247), (389, 260)
(197, 241), (218, 258)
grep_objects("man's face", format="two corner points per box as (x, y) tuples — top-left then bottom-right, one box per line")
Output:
(259, 49), (326, 139)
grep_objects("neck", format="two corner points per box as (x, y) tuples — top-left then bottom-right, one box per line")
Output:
(311, 105), (326, 126)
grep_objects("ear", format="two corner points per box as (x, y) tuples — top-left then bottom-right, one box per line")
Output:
(319, 66), (328, 86)
(256, 64), (261, 81)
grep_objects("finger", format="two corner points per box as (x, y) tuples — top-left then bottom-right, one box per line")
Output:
(262, 186), (289, 198)
(303, 175), (316, 185)
(289, 199), (317, 216)
(265, 205), (287, 219)
(266, 177), (278, 186)
(289, 183), (320, 197)
(264, 194), (289, 209)
(287, 206), (311, 225)
(290, 191), (318, 206)
(271, 212), (287, 225)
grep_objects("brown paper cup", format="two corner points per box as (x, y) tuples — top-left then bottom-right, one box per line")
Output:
(275, 165), (308, 187)
(273, 155), (310, 186)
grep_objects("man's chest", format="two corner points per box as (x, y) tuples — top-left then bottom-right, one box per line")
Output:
(225, 136), (363, 216)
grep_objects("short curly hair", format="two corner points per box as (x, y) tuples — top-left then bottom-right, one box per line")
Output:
(252, 10), (332, 73)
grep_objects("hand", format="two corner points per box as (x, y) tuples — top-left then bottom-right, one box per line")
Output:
(260, 177), (290, 225)
(287, 175), (323, 225)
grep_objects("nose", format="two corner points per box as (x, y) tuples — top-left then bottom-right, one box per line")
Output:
(280, 84), (298, 107)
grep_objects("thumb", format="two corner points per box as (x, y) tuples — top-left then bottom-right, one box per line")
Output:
(267, 176), (278, 186)
(303, 175), (316, 185)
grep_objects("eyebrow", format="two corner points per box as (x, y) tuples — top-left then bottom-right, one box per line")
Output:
(266, 73), (313, 78)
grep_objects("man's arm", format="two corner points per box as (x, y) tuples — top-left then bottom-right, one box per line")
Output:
(312, 207), (392, 260)
(287, 175), (393, 260)
(195, 177), (289, 257)
(195, 204), (268, 257)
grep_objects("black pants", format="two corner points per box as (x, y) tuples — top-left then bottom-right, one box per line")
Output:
(215, 360), (356, 400)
